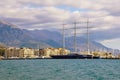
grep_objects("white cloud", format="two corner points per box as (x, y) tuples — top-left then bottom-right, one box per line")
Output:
(100, 38), (120, 49)
(0, 0), (120, 35)
(0, 0), (120, 49)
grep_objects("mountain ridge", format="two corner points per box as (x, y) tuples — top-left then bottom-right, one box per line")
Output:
(0, 20), (115, 52)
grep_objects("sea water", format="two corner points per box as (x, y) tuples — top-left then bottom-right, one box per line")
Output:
(0, 59), (120, 80)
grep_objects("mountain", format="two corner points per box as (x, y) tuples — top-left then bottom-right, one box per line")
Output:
(0, 20), (114, 51)
(0, 20), (51, 48)
(29, 29), (62, 47)
(28, 30), (109, 51)
(63, 36), (108, 52)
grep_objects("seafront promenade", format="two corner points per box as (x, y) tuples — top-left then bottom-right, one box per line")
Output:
(0, 47), (120, 60)
(0, 47), (70, 59)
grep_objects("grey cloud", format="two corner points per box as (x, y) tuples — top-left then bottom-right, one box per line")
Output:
(90, 27), (120, 41)
(2, 17), (28, 23)
(0, 0), (120, 41)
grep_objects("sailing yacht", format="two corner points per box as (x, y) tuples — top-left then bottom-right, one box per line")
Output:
(51, 20), (99, 59)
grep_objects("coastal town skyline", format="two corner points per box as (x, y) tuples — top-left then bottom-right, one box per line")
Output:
(0, 0), (120, 49)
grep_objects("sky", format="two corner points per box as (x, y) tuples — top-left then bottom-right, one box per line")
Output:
(0, 0), (120, 49)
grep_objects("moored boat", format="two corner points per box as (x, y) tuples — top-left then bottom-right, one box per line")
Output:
(50, 53), (95, 59)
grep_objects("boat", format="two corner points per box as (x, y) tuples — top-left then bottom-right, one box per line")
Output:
(50, 53), (95, 59)
(54, 19), (101, 59)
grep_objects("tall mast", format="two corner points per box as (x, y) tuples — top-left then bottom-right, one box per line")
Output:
(62, 23), (65, 49)
(87, 18), (90, 54)
(74, 22), (77, 52)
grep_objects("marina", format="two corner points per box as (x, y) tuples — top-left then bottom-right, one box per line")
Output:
(0, 0), (120, 80)
(0, 17), (119, 60)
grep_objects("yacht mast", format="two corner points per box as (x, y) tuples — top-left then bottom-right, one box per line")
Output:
(62, 23), (65, 49)
(74, 22), (77, 52)
(87, 18), (90, 54)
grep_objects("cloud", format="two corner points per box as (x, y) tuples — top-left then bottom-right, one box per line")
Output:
(90, 26), (120, 41)
(100, 38), (120, 49)
(0, 0), (120, 41)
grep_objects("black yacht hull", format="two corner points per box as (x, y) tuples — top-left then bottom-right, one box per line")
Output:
(50, 54), (98, 59)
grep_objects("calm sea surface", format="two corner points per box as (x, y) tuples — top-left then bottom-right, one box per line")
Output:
(0, 59), (120, 80)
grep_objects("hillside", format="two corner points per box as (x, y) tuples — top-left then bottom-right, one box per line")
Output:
(0, 20), (112, 51)
(29, 30), (109, 51)
(0, 20), (51, 48)
(29, 29), (62, 47)
(65, 37), (108, 51)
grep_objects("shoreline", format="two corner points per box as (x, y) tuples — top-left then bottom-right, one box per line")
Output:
(1, 58), (120, 60)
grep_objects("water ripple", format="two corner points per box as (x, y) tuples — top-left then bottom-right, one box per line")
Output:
(0, 59), (120, 80)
